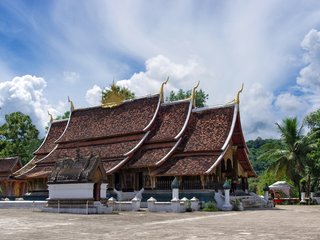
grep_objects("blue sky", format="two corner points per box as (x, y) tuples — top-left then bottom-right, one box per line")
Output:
(0, 0), (320, 139)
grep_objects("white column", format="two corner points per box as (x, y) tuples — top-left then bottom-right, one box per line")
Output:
(264, 191), (269, 201)
(172, 188), (179, 200)
(100, 183), (108, 199)
(300, 192), (306, 203)
(171, 197), (180, 212)
(222, 189), (232, 211)
(147, 197), (156, 212)
(131, 196), (141, 211)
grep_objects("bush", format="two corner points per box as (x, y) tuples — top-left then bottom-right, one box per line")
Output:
(203, 201), (218, 212)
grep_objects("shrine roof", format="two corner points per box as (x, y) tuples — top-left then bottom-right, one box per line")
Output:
(18, 165), (54, 179)
(149, 100), (191, 142)
(34, 120), (68, 155)
(128, 146), (173, 168)
(48, 155), (106, 183)
(182, 104), (236, 152)
(154, 155), (219, 176)
(57, 94), (160, 143)
(38, 139), (141, 164)
(0, 157), (21, 175)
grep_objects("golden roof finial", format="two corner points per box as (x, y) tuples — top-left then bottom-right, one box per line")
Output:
(101, 83), (126, 108)
(47, 111), (53, 123)
(159, 77), (169, 103)
(234, 83), (244, 104)
(191, 81), (200, 107)
(68, 96), (75, 111)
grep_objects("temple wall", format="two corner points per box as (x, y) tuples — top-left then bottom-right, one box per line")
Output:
(48, 183), (94, 199)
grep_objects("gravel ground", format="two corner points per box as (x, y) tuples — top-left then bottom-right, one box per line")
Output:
(0, 205), (319, 240)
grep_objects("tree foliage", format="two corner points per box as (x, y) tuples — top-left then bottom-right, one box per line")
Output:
(56, 111), (70, 120)
(0, 112), (41, 164)
(102, 83), (135, 101)
(258, 118), (315, 194)
(167, 89), (208, 107)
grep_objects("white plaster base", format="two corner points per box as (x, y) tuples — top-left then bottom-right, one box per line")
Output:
(48, 183), (94, 199)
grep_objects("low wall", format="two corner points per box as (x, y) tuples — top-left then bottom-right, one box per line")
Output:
(147, 197), (200, 212)
(0, 200), (47, 209)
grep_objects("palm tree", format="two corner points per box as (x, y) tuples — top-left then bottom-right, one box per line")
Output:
(259, 117), (314, 197)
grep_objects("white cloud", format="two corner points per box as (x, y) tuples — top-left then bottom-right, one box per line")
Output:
(275, 93), (307, 116)
(85, 84), (102, 106)
(0, 75), (67, 137)
(117, 55), (214, 99)
(63, 71), (80, 84)
(296, 29), (320, 107)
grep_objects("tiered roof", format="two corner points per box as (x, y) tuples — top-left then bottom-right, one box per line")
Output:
(13, 120), (68, 178)
(0, 157), (22, 180)
(16, 86), (255, 180)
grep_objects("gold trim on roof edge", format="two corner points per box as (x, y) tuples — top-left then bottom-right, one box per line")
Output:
(159, 77), (169, 103)
(68, 96), (75, 111)
(191, 81), (200, 107)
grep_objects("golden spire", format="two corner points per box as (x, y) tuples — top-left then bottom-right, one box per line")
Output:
(47, 111), (53, 123)
(234, 83), (244, 104)
(191, 81), (200, 107)
(159, 77), (169, 103)
(101, 83), (126, 108)
(68, 96), (75, 111)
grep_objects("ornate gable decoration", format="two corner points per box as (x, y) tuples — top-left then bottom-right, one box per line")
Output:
(101, 84), (126, 108)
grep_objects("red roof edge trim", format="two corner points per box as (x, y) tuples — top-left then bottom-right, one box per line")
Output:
(105, 156), (130, 174)
(155, 138), (182, 166)
(54, 110), (74, 144)
(13, 156), (35, 177)
(124, 131), (151, 157)
(242, 147), (257, 177)
(205, 144), (229, 174)
(221, 104), (238, 151)
(143, 97), (161, 131)
(35, 144), (59, 164)
(34, 119), (68, 155)
(174, 100), (193, 140)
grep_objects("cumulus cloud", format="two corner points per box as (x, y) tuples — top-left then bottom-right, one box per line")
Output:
(275, 93), (307, 116)
(117, 55), (214, 98)
(85, 84), (102, 106)
(0, 75), (67, 136)
(296, 29), (320, 107)
(63, 71), (80, 84)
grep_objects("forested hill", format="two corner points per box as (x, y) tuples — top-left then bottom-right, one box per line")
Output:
(246, 137), (280, 174)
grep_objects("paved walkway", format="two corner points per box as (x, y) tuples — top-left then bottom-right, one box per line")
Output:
(0, 205), (319, 240)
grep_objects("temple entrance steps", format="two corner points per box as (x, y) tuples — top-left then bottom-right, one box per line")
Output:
(214, 192), (274, 210)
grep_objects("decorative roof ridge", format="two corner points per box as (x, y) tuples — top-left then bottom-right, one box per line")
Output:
(52, 119), (68, 123)
(161, 98), (191, 106)
(14, 164), (37, 179)
(205, 144), (230, 174)
(221, 104), (238, 151)
(33, 119), (67, 155)
(192, 102), (236, 113)
(143, 95), (162, 132)
(0, 156), (19, 161)
(12, 156), (35, 177)
(242, 147), (257, 177)
(105, 156), (130, 174)
(174, 100), (193, 140)
(124, 131), (151, 157)
(34, 144), (59, 164)
(155, 138), (182, 166)
(70, 94), (160, 112)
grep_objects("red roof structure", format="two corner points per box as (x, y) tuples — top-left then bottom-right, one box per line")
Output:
(15, 84), (256, 193)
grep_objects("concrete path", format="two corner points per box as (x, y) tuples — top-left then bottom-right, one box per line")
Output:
(0, 205), (319, 240)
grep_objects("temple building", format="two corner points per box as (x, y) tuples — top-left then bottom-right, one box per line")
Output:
(0, 157), (25, 198)
(14, 81), (255, 201)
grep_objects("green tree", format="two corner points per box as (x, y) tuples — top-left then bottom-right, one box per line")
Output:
(102, 83), (135, 101)
(167, 89), (208, 107)
(0, 112), (41, 164)
(304, 109), (320, 191)
(259, 117), (314, 196)
(56, 111), (70, 120)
